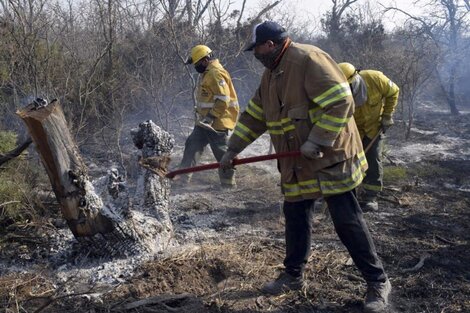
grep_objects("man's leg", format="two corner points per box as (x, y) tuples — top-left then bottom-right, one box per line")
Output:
(325, 191), (391, 312)
(262, 200), (312, 295)
(207, 129), (235, 187)
(283, 199), (313, 276)
(361, 135), (384, 211)
(179, 126), (208, 183)
(325, 190), (386, 282)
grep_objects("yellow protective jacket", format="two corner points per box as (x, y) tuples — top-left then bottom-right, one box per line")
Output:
(228, 43), (367, 202)
(196, 59), (239, 130)
(355, 70), (399, 139)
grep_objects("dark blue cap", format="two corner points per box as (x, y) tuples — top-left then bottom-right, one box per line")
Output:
(244, 21), (288, 51)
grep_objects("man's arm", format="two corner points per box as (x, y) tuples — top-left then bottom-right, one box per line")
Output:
(206, 70), (231, 119)
(303, 53), (354, 147)
(379, 72), (400, 118)
(228, 97), (267, 154)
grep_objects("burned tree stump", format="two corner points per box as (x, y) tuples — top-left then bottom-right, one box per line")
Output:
(130, 121), (175, 251)
(17, 99), (114, 238)
(17, 100), (175, 256)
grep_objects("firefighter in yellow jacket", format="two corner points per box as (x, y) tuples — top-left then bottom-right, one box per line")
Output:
(220, 21), (390, 313)
(179, 45), (239, 187)
(339, 63), (399, 212)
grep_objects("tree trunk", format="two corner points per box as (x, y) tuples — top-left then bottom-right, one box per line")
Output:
(17, 99), (114, 238)
(448, 62), (460, 115)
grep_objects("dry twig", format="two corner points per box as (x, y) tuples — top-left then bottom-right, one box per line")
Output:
(402, 253), (431, 273)
(123, 293), (192, 310)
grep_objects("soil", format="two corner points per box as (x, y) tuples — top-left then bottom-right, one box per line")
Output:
(1, 108), (470, 313)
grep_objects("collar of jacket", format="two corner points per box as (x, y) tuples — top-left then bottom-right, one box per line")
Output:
(269, 38), (292, 71)
(205, 59), (222, 73)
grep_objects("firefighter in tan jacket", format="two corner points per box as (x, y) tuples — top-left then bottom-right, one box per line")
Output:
(339, 63), (400, 212)
(179, 45), (239, 187)
(220, 21), (390, 313)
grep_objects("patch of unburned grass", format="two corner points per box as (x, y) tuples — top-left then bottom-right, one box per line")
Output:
(0, 131), (46, 228)
(383, 166), (407, 184)
(0, 131), (24, 217)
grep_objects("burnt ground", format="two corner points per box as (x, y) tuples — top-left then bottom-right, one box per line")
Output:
(1, 110), (470, 313)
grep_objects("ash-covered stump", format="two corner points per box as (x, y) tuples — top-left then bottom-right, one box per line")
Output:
(17, 100), (175, 256)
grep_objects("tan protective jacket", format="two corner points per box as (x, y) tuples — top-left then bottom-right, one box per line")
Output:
(196, 59), (239, 130)
(228, 43), (367, 201)
(355, 70), (400, 139)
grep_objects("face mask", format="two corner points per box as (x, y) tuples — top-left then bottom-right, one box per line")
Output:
(254, 43), (284, 69)
(350, 74), (368, 107)
(195, 63), (207, 73)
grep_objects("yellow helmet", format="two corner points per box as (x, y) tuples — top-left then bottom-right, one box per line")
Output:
(338, 62), (356, 82)
(186, 45), (212, 65)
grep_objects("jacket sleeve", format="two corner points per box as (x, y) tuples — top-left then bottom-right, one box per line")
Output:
(228, 87), (267, 153)
(206, 69), (230, 118)
(377, 72), (399, 117)
(303, 53), (354, 147)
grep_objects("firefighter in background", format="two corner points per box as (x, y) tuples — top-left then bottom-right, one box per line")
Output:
(220, 21), (391, 313)
(338, 63), (400, 212)
(178, 45), (239, 187)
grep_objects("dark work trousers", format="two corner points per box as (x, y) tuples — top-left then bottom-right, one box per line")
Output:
(179, 125), (235, 185)
(283, 191), (387, 283)
(362, 134), (384, 198)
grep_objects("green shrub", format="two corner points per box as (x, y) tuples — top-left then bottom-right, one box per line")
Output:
(0, 131), (16, 152)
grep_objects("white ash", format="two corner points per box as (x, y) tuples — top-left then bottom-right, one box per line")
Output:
(1, 121), (179, 288)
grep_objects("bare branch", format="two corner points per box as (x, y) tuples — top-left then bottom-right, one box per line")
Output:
(0, 137), (32, 167)
(194, 0), (212, 24)
(253, 0), (282, 22)
(237, 0), (247, 29)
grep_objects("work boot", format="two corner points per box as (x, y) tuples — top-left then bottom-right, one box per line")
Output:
(313, 197), (327, 211)
(220, 183), (236, 189)
(261, 272), (304, 295)
(171, 175), (190, 188)
(364, 279), (392, 313)
(363, 199), (379, 212)
(360, 194), (379, 212)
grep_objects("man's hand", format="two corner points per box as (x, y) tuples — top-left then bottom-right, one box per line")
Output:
(381, 115), (394, 132)
(300, 140), (324, 159)
(220, 150), (238, 170)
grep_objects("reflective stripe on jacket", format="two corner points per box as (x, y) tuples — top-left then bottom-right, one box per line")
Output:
(228, 42), (367, 201)
(354, 70), (399, 139)
(196, 59), (239, 130)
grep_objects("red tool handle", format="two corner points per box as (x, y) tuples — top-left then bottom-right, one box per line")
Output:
(166, 150), (301, 179)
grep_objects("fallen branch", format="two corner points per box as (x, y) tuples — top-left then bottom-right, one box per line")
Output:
(32, 290), (97, 313)
(0, 200), (21, 208)
(378, 194), (402, 206)
(435, 235), (457, 245)
(0, 137), (32, 167)
(124, 293), (192, 310)
(385, 154), (398, 166)
(402, 253), (431, 273)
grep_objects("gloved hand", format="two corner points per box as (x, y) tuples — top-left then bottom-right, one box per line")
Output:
(300, 140), (324, 159)
(381, 115), (394, 132)
(220, 150), (238, 170)
(200, 114), (214, 126)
